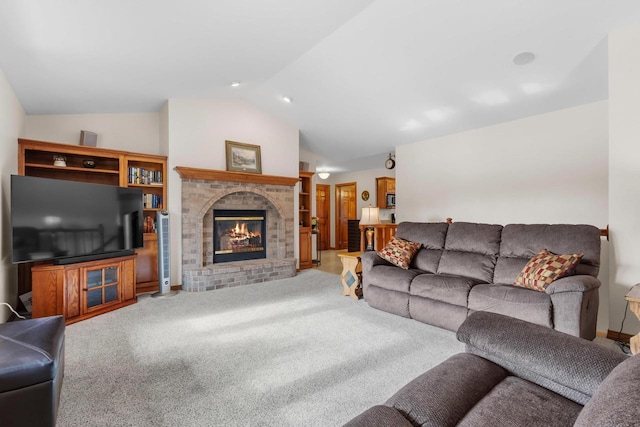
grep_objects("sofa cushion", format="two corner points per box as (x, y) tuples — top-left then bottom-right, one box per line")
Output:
(494, 256), (530, 285)
(457, 376), (582, 427)
(458, 312), (628, 405)
(386, 353), (508, 426)
(514, 249), (583, 292)
(409, 296), (469, 332)
(410, 274), (480, 306)
(444, 222), (503, 255)
(438, 251), (497, 284)
(396, 221), (448, 249)
(365, 285), (411, 318)
(366, 265), (420, 293)
(499, 224), (600, 277)
(574, 354), (640, 427)
(437, 222), (502, 283)
(410, 249), (443, 273)
(399, 222), (447, 273)
(377, 236), (421, 270)
(468, 284), (553, 328)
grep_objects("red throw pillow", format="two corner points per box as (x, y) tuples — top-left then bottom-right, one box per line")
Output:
(377, 236), (421, 270)
(514, 249), (583, 292)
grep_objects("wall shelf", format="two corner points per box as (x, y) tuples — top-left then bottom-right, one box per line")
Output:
(18, 138), (167, 295)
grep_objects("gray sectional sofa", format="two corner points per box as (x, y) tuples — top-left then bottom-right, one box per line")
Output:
(361, 221), (601, 339)
(345, 312), (637, 427)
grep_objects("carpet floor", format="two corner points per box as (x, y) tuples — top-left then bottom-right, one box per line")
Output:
(57, 270), (463, 426)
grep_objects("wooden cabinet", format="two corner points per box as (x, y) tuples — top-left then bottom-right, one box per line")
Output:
(31, 255), (137, 324)
(18, 138), (167, 294)
(359, 223), (398, 252)
(134, 234), (159, 293)
(299, 171), (314, 269)
(376, 177), (396, 208)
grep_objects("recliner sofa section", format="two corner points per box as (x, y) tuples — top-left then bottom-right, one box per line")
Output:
(360, 221), (601, 339)
(344, 312), (637, 427)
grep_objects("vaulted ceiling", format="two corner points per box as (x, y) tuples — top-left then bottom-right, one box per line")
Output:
(2, 1), (640, 172)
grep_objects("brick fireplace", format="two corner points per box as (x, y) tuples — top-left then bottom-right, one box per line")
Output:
(175, 167), (298, 292)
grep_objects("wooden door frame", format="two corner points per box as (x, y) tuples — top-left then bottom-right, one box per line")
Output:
(315, 183), (331, 250)
(335, 182), (357, 250)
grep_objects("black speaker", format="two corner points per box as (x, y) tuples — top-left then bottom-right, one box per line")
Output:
(348, 219), (361, 252)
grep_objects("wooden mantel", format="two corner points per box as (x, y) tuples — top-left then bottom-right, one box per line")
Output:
(174, 166), (300, 186)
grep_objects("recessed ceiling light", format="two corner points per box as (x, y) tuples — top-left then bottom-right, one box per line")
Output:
(424, 107), (454, 122)
(400, 119), (421, 131)
(230, 81), (241, 87)
(513, 51), (535, 66)
(282, 96), (292, 103)
(521, 82), (544, 95)
(472, 90), (509, 106)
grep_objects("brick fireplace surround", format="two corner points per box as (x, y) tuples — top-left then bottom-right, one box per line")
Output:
(175, 167), (299, 292)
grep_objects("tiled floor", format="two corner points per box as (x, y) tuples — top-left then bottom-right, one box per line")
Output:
(314, 249), (346, 275)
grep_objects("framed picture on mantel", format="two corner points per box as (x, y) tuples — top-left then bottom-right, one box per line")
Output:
(225, 140), (262, 174)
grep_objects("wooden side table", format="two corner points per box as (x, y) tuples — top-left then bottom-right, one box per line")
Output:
(338, 251), (363, 300)
(625, 284), (640, 355)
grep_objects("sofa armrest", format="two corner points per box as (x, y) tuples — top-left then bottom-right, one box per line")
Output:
(456, 311), (628, 405)
(360, 251), (391, 273)
(545, 275), (600, 295)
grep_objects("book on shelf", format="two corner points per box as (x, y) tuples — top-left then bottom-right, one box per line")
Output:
(142, 193), (163, 209)
(128, 167), (163, 185)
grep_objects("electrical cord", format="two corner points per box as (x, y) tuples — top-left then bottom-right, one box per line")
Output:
(1, 302), (25, 320)
(616, 301), (632, 354)
(617, 301), (629, 339)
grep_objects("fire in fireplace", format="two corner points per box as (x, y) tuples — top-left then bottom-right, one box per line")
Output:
(213, 209), (266, 263)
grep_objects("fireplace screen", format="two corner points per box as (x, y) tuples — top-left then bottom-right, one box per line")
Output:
(213, 209), (266, 263)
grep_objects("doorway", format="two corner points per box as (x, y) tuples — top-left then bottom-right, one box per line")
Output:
(335, 182), (357, 250)
(316, 184), (331, 249)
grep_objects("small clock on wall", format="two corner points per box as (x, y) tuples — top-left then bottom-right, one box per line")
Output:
(385, 153), (396, 170)
(361, 190), (370, 201)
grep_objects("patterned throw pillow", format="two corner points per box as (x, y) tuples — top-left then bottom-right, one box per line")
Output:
(377, 236), (422, 270)
(514, 249), (584, 292)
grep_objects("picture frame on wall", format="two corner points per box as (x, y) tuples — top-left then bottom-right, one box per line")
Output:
(225, 140), (262, 174)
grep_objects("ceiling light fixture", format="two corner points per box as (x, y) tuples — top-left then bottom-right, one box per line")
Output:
(230, 81), (241, 87)
(282, 96), (292, 103)
(317, 170), (330, 179)
(513, 51), (535, 66)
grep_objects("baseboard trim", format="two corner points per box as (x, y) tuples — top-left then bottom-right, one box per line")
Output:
(606, 329), (632, 343)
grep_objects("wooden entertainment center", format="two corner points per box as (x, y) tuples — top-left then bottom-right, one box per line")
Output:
(17, 139), (168, 321)
(31, 255), (137, 324)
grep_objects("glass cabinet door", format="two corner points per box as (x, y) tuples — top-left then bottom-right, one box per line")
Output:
(83, 265), (121, 312)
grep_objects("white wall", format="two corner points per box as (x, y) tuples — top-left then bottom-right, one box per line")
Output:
(25, 113), (160, 154)
(609, 23), (640, 336)
(396, 101), (610, 332)
(167, 99), (299, 283)
(0, 69), (26, 322)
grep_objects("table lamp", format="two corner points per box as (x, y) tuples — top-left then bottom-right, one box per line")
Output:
(360, 205), (380, 251)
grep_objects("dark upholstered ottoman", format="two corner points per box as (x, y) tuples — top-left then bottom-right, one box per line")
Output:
(0, 316), (65, 427)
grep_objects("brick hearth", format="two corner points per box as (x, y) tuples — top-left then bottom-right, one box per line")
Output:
(175, 167), (299, 292)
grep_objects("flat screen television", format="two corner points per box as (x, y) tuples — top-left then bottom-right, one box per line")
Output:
(11, 175), (143, 265)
